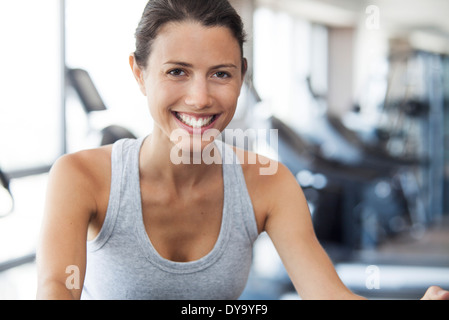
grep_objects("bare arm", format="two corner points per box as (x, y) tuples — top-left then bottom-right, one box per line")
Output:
(263, 163), (363, 299)
(262, 163), (449, 300)
(36, 154), (97, 300)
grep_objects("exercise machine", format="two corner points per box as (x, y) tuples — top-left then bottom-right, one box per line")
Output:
(0, 168), (14, 218)
(67, 68), (137, 146)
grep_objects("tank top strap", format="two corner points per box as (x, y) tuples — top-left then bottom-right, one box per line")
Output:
(87, 137), (146, 252)
(215, 139), (259, 243)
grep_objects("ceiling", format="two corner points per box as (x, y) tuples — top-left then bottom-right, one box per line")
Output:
(256, 0), (449, 30)
(256, 0), (449, 53)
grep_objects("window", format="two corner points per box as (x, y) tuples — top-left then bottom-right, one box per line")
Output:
(0, 0), (62, 172)
(0, 1), (153, 297)
(0, 1), (62, 285)
(253, 7), (328, 132)
(65, 0), (150, 152)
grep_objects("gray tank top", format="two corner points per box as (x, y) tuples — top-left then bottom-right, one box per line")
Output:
(81, 137), (259, 300)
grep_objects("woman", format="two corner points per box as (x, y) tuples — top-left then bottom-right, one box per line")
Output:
(37, 0), (448, 300)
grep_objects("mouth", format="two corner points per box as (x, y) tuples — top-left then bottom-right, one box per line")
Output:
(172, 111), (220, 130)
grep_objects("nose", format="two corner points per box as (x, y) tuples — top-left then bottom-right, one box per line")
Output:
(184, 77), (212, 109)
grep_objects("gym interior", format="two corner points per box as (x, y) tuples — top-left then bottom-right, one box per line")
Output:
(1, 0), (449, 299)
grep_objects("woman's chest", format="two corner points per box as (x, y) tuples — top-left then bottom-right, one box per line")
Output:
(140, 182), (225, 262)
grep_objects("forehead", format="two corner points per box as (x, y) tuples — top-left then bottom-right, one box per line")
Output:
(149, 21), (242, 66)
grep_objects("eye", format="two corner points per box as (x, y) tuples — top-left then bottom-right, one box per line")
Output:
(168, 68), (186, 77)
(213, 71), (230, 79)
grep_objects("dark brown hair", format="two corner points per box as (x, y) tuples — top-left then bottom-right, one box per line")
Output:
(134, 0), (246, 69)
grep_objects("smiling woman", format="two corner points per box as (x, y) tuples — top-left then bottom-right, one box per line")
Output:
(130, 20), (246, 144)
(36, 0), (449, 301)
(37, 0), (255, 300)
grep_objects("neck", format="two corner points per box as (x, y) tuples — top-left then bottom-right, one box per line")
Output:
(139, 128), (221, 188)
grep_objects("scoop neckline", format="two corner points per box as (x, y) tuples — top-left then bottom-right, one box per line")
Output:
(133, 137), (232, 273)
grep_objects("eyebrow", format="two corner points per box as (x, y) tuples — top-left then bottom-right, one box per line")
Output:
(164, 61), (238, 69)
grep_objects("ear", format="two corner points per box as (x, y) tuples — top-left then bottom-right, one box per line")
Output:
(241, 58), (248, 80)
(129, 53), (147, 96)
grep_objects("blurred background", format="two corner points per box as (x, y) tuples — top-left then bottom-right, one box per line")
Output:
(1, 0), (449, 299)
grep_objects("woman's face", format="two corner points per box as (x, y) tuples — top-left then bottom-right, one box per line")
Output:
(131, 21), (246, 150)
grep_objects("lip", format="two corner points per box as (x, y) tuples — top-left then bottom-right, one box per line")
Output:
(172, 111), (221, 134)
(174, 111), (217, 119)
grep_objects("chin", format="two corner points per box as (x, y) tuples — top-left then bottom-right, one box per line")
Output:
(168, 127), (224, 165)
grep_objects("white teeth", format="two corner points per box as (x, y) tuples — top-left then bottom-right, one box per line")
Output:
(177, 113), (214, 128)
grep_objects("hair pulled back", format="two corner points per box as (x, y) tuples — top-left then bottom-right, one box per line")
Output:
(134, 0), (246, 69)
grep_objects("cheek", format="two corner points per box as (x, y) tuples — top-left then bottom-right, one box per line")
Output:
(216, 86), (241, 117)
(146, 82), (180, 116)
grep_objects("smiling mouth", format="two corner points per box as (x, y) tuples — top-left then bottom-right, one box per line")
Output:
(173, 112), (219, 129)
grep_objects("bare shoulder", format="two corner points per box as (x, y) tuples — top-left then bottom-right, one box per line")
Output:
(47, 145), (113, 215)
(38, 145), (114, 299)
(51, 145), (112, 185)
(231, 145), (296, 193)
(231, 146), (300, 232)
